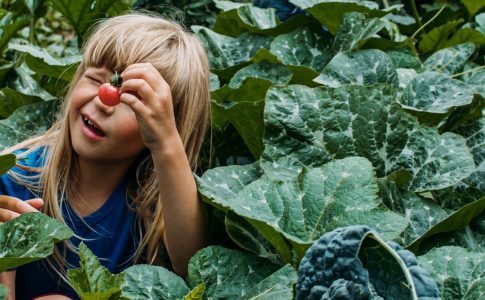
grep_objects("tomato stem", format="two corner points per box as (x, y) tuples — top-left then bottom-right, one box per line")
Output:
(110, 71), (123, 87)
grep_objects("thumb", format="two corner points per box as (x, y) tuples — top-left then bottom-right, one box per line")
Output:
(25, 198), (44, 211)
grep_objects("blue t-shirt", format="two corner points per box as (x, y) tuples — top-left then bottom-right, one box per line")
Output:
(0, 148), (140, 300)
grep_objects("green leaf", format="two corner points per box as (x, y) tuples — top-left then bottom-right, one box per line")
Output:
(269, 25), (332, 74)
(106, 0), (136, 17)
(289, 0), (398, 35)
(197, 157), (407, 249)
(210, 73), (220, 92)
(0, 61), (12, 84)
(212, 78), (269, 158)
(225, 211), (285, 265)
(0, 154), (15, 176)
(213, 2), (314, 37)
(193, 26), (273, 80)
(214, 0), (249, 11)
(0, 88), (42, 119)
(463, 66), (485, 97)
(418, 246), (485, 299)
(183, 284), (205, 300)
(67, 242), (125, 300)
(187, 246), (279, 300)
(0, 12), (29, 53)
(213, 4), (279, 37)
(0, 100), (60, 151)
(240, 264), (297, 300)
(407, 197), (485, 253)
(48, 0), (118, 42)
(423, 42), (476, 75)
(0, 212), (73, 272)
(399, 71), (474, 125)
(438, 28), (485, 50)
(11, 64), (55, 101)
(0, 284), (7, 300)
(452, 117), (485, 197)
(228, 61), (292, 89)
(475, 13), (485, 35)
(197, 163), (294, 263)
(418, 19), (463, 54)
(377, 179), (449, 246)
(439, 94), (485, 133)
(121, 265), (190, 300)
(261, 84), (475, 192)
(314, 49), (398, 87)
(461, 0), (485, 17)
(386, 49), (422, 70)
(9, 43), (81, 81)
(332, 12), (385, 52)
(397, 68), (418, 88)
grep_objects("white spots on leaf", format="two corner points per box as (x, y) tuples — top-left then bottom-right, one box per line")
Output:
(342, 172), (352, 178)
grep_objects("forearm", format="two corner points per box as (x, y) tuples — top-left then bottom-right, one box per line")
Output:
(152, 138), (209, 276)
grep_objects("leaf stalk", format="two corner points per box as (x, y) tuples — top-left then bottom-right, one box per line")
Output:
(411, 4), (446, 40)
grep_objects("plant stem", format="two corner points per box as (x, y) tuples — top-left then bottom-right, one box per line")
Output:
(451, 64), (485, 78)
(382, 0), (390, 8)
(411, 4), (446, 40)
(29, 17), (35, 44)
(409, 0), (422, 28)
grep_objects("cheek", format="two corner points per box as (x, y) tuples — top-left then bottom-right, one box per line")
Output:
(113, 114), (144, 147)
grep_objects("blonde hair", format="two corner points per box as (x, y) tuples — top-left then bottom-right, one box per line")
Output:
(6, 11), (210, 279)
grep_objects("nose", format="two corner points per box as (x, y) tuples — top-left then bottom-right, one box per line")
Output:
(94, 96), (115, 115)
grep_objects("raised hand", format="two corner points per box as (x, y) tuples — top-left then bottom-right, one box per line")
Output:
(119, 63), (181, 153)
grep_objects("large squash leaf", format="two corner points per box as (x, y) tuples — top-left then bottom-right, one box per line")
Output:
(399, 71), (474, 125)
(332, 12), (385, 52)
(67, 243), (125, 300)
(197, 157), (407, 263)
(0, 212), (73, 272)
(418, 246), (485, 299)
(240, 264), (297, 300)
(289, 0), (397, 35)
(261, 84), (475, 192)
(9, 43), (81, 81)
(314, 49), (398, 87)
(0, 101), (59, 151)
(121, 265), (190, 300)
(187, 246), (280, 300)
(48, 0), (118, 43)
(423, 43), (475, 75)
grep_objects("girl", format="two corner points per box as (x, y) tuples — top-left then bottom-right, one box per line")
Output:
(0, 11), (210, 300)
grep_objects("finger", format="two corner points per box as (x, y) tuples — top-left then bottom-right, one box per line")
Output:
(0, 208), (20, 222)
(25, 198), (44, 210)
(120, 91), (150, 117)
(121, 64), (169, 94)
(0, 195), (40, 214)
(119, 78), (156, 103)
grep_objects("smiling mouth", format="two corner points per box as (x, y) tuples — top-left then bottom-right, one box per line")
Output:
(82, 115), (105, 137)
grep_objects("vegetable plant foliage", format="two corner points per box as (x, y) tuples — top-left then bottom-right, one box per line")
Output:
(1, 0), (485, 299)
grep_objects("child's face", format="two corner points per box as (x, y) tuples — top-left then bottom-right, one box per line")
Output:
(68, 66), (145, 164)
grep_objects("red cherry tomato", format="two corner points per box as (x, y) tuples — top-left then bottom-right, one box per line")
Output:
(98, 83), (120, 106)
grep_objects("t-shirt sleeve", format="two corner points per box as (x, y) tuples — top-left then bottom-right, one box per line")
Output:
(0, 148), (43, 200)
(0, 172), (32, 200)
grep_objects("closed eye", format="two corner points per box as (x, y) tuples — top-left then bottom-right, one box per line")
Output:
(85, 75), (103, 85)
